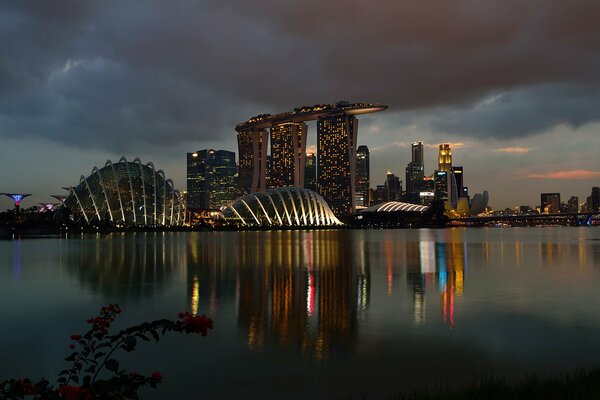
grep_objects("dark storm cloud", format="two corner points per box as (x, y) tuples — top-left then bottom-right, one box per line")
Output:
(0, 0), (599, 151)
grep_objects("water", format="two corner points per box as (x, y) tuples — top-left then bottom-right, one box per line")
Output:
(2, 228), (600, 399)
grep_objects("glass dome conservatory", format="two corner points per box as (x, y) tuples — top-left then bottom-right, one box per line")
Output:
(222, 187), (341, 227)
(60, 157), (184, 226)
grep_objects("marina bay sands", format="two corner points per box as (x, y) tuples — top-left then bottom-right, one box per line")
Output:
(235, 101), (387, 216)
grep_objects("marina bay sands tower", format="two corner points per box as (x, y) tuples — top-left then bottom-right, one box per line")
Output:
(236, 102), (387, 216)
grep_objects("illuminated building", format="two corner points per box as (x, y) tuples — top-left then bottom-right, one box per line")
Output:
(304, 153), (317, 192)
(187, 149), (237, 209)
(59, 157), (184, 226)
(236, 102), (387, 215)
(568, 196), (579, 213)
(1, 193), (31, 212)
(591, 187), (600, 212)
(187, 151), (208, 209)
(270, 122), (307, 188)
(317, 113), (357, 216)
(438, 143), (452, 172)
(355, 145), (370, 207)
(452, 166), (464, 197)
(405, 142), (424, 203)
(384, 171), (402, 201)
(541, 193), (561, 214)
(434, 171), (448, 200)
(237, 129), (268, 195)
(221, 187), (342, 227)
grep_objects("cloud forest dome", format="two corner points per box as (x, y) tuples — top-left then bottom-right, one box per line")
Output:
(60, 157), (184, 226)
(222, 187), (342, 227)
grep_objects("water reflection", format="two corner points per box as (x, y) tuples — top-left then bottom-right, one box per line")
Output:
(63, 232), (185, 298)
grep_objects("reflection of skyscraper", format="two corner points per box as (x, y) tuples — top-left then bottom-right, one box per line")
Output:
(317, 114), (357, 216)
(304, 153), (317, 191)
(356, 145), (370, 207)
(438, 143), (452, 172)
(270, 122), (308, 188)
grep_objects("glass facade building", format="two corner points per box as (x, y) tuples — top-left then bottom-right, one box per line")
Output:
(317, 113), (357, 216)
(61, 157), (183, 226)
(269, 122), (307, 188)
(187, 149), (237, 209)
(355, 145), (370, 207)
(438, 143), (452, 172)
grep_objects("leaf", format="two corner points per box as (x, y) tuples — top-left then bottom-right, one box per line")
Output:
(72, 375), (79, 384)
(83, 376), (91, 387)
(150, 330), (160, 342)
(106, 359), (119, 373)
(85, 365), (96, 374)
(58, 369), (69, 376)
(65, 352), (77, 362)
(94, 352), (105, 359)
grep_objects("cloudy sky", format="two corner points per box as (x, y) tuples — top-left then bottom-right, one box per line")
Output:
(1, 0), (600, 210)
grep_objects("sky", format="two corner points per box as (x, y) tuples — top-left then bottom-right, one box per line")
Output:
(1, 0), (600, 211)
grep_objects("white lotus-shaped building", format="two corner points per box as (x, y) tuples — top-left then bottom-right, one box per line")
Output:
(221, 187), (342, 227)
(60, 157), (184, 226)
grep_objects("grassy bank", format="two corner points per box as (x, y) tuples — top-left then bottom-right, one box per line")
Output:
(350, 368), (600, 400)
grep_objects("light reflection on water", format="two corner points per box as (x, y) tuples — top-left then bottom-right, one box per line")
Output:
(1, 228), (600, 399)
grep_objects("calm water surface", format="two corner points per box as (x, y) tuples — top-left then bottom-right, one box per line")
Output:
(2, 228), (600, 399)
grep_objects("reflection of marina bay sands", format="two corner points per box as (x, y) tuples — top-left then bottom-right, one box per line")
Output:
(236, 101), (387, 215)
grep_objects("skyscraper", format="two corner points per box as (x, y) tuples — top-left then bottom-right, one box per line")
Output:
(412, 141), (424, 165)
(187, 149), (237, 209)
(187, 151), (208, 209)
(210, 150), (237, 208)
(317, 113), (357, 216)
(568, 196), (579, 213)
(451, 166), (464, 197)
(355, 145), (370, 207)
(237, 129), (268, 195)
(405, 141), (424, 203)
(438, 143), (452, 172)
(304, 153), (317, 191)
(592, 187), (600, 212)
(434, 171), (448, 201)
(541, 193), (560, 214)
(269, 122), (307, 188)
(385, 171), (402, 201)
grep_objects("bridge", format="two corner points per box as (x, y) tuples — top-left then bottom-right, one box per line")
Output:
(450, 212), (599, 227)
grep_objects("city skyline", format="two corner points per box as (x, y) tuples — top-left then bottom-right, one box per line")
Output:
(2, 1), (600, 210)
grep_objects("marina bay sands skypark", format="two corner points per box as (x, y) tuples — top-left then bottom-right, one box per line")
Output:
(236, 101), (387, 216)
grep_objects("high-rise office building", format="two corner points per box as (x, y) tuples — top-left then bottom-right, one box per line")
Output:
(591, 187), (600, 212)
(356, 145), (370, 207)
(412, 141), (424, 165)
(317, 113), (357, 216)
(187, 149), (237, 209)
(438, 143), (452, 172)
(304, 153), (317, 191)
(210, 150), (237, 208)
(568, 196), (579, 213)
(541, 193), (561, 214)
(269, 122), (307, 188)
(237, 129), (268, 195)
(451, 166), (464, 197)
(385, 171), (402, 201)
(187, 151), (208, 209)
(434, 171), (448, 201)
(405, 141), (425, 203)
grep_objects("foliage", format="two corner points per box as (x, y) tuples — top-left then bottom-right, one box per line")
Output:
(0, 306), (212, 400)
